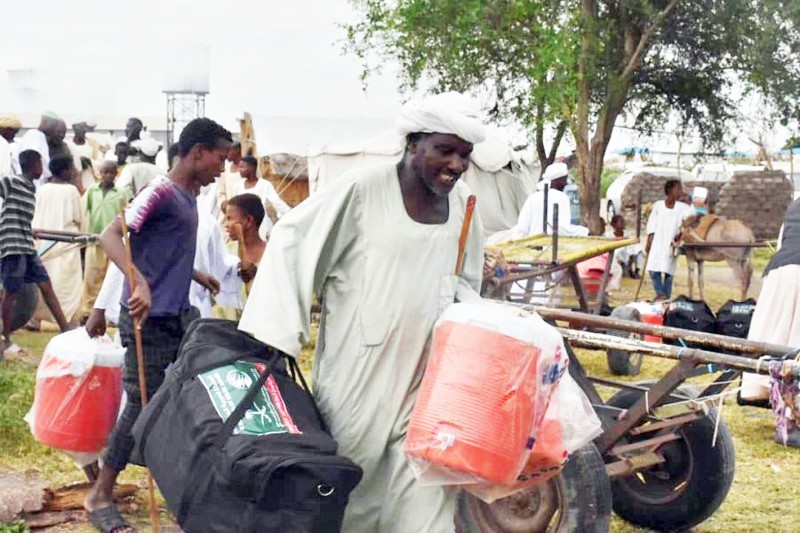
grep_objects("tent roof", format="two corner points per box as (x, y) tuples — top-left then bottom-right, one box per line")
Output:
(308, 128), (516, 172)
(249, 114), (395, 156)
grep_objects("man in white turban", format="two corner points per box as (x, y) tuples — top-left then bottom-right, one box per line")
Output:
(514, 161), (589, 237)
(0, 115), (22, 178)
(16, 112), (68, 187)
(239, 92), (486, 532)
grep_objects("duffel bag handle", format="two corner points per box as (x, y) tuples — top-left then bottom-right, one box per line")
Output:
(287, 356), (330, 433)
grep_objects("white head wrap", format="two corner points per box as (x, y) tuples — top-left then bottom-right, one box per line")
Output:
(537, 162), (569, 190)
(396, 92), (486, 145)
(135, 137), (161, 157)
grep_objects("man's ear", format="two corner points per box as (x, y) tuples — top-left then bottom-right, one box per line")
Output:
(189, 144), (203, 161)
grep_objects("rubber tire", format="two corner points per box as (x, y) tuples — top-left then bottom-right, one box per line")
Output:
(457, 443), (612, 533)
(0, 282), (39, 333)
(606, 386), (735, 532)
(606, 306), (644, 376)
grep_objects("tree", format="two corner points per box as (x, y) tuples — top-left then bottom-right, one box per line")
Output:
(345, 0), (800, 233)
(344, 1), (579, 170)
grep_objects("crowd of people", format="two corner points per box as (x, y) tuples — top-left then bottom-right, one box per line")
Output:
(2, 95), (799, 532)
(0, 113), (282, 355)
(0, 96), (488, 531)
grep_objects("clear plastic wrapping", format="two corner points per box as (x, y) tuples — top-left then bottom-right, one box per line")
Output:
(405, 301), (602, 503)
(26, 328), (124, 463)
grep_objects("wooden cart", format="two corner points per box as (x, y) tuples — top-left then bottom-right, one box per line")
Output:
(487, 233), (638, 313)
(458, 307), (800, 532)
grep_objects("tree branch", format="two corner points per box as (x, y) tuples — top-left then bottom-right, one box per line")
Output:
(547, 120), (569, 165)
(620, 0), (681, 82)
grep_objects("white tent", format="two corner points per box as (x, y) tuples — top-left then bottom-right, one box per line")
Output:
(307, 130), (537, 237)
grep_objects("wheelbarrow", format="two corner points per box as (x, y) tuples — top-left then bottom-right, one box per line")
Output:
(457, 306), (800, 532)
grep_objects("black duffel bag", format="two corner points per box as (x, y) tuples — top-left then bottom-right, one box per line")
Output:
(663, 296), (716, 348)
(131, 319), (363, 533)
(715, 299), (757, 339)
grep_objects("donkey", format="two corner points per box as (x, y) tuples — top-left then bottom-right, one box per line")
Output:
(682, 216), (755, 301)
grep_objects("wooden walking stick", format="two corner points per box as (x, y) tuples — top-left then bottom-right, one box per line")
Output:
(634, 250), (650, 302)
(235, 223), (252, 296)
(118, 202), (160, 533)
(455, 195), (477, 276)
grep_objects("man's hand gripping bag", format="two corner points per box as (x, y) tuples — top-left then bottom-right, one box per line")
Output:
(131, 319), (362, 532)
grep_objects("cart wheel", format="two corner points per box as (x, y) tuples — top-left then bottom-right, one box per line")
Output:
(606, 386), (735, 532)
(606, 306), (644, 376)
(0, 282), (39, 333)
(456, 444), (612, 533)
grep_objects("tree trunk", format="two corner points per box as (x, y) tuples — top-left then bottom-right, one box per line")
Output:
(578, 141), (605, 235)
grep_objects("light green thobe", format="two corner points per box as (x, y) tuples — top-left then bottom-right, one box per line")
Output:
(239, 164), (484, 532)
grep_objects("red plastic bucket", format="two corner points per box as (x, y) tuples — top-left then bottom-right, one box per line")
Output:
(32, 351), (122, 453)
(576, 253), (610, 300)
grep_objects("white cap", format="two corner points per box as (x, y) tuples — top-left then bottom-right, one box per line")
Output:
(692, 186), (708, 202)
(537, 162), (569, 189)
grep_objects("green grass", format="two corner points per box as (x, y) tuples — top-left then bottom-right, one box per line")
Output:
(601, 167), (624, 198)
(2, 260), (798, 531)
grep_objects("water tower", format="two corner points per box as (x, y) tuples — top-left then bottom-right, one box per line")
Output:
(162, 45), (210, 147)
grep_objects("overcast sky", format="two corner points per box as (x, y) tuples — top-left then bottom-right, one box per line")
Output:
(0, 0), (404, 125)
(1, 0), (790, 154)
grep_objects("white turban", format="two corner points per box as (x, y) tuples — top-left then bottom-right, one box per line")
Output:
(396, 92), (486, 145)
(537, 162), (569, 189)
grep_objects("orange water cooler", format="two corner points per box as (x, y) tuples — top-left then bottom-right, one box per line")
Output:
(627, 302), (665, 343)
(406, 302), (567, 485)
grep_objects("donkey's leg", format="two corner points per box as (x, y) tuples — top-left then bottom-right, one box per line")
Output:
(697, 260), (705, 301)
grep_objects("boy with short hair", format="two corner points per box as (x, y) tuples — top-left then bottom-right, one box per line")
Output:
(226, 193), (267, 274)
(82, 161), (129, 315)
(84, 118), (232, 533)
(213, 193), (267, 319)
(0, 150), (71, 354)
(607, 214), (644, 279)
(645, 180), (694, 300)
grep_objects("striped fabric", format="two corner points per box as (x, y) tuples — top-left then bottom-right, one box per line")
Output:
(0, 175), (37, 259)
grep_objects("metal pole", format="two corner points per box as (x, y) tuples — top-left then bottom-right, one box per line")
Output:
(552, 203), (559, 264)
(543, 183), (549, 236)
(636, 189), (643, 240)
(681, 241), (771, 249)
(534, 306), (795, 357)
(558, 327), (800, 375)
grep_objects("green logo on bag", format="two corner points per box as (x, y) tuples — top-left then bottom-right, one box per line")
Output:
(198, 361), (301, 436)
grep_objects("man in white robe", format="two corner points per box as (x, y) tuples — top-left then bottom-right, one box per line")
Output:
(0, 115), (22, 214)
(66, 119), (98, 193)
(0, 115), (21, 177)
(239, 92), (485, 532)
(514, 162), (589, 238)
(16, 113), (68, 188)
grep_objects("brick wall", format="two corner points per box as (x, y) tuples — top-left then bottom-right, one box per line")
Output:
(715, 171), (792, 240)
(619, 170), (792, 240)
(620, 172), (672, 237)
